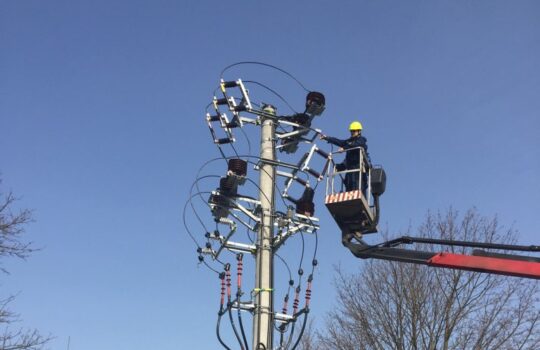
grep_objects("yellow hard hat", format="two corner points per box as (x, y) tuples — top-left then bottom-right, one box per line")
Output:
(349, 121), (363, 131)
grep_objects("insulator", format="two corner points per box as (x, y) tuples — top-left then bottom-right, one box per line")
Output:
(222, 80), (239, 88)
(196, 247), (202, 254)
(226, 121), (239, 128)
(306, 91), (325, 107)
(315, 148), (329, 158)
(207, 114), (220, 122)
(205, 232), (210, 238)
(210, 193), (228, 207)
(294, 177), (307, 186)
(305, 91), (325, 116)
(215, 138), (232, 145)
(289, 279), (294, 286)
(213, 230), (220, 237)
(234, 105), (247, 112)
(219, 176), (237, 195)
(293, 287), (301, 313)
(298, 268), (303, 276)
(312, 259), (318, 266)
(215, 98), (228, 105)
(282, 294), (289, 314)
(307, 168), (321, 179)
(198, 256), (204, 262)
(296, 200), (315, 217)
(205, 242), (211, 249)
(228, 158), (247, 177)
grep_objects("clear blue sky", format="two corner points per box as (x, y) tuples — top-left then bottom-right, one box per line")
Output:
(1, 1), (539, 349)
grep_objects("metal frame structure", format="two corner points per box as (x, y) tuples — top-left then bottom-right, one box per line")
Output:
(189, 64), (540, 350)
(193, 76), (329, 350)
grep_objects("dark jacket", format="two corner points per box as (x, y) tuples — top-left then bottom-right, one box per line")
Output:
(325, 135), (369, 168)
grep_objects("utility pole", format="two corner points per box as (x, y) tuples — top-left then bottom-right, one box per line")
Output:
(195, 74), (326, 349)
(253, 105), (276, 350)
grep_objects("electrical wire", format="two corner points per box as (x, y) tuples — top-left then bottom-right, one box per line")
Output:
(184, 190), (227, 268)
(228, 301), (245, 350)
(193, 79), (326, 347)
(237, 307), (249, 350)
(290, 312), (309, 350)
(216, 314), (232, 350)
(220, 61), (310, 92)
(244, 80), (298, 114)
(238, 126), (252, 156)
(275, 253), (293, 295)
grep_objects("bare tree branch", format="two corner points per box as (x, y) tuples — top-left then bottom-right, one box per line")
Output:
(0, 178), (50, 350)
(311, 208), (540, 350)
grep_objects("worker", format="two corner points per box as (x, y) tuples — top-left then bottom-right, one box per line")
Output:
(320, 121), (370, 192)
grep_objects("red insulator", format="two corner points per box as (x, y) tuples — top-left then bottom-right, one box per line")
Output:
(293, 287), (301, 314)
(226, 269), (232, 301)
(228, 158), (247, 177)
(305, 281), (312, 307)
(237, 254), (244, 289)
(282, 295), (289, 315)
(220, 273), (226, 307)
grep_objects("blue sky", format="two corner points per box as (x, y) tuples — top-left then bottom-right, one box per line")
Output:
(1, 1), (539, 349)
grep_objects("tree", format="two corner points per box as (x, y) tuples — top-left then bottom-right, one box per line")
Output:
(0, 178), (50, 350)
(313, 209), (540, 350)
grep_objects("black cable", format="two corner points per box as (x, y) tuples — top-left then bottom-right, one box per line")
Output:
(202, 259), (221, 274)
(189, 175), (220, 231)
(311, 230), (319, 275)
(244, 80), (298, 113)
(184, 191), (227, 270)
(237, 308), (249, 350)
(284, 321), (296, 350)
(216, 314), (233, 350)
(220, 61), (310, 92)
(298, 231), (306, 283)
(182, 196), (202, 248)
(290, 311), (310, 350)
(238, 126), (252, 156)
(228, 300), (245, 350)
(275, 253), (293, 295)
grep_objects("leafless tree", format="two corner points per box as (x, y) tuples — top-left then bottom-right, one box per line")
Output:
(0, 178), (50, 350)
(313, 208), (540, 350)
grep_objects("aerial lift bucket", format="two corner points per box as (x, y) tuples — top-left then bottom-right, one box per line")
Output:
(325, 148), (384, 240)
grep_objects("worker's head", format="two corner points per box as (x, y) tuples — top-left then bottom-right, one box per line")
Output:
(349, 121), (362, 136)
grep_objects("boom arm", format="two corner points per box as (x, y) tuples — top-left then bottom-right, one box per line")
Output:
(344, 236), (540, 279)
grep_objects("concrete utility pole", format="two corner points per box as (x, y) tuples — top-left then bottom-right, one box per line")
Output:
(253, 105), (276, 350)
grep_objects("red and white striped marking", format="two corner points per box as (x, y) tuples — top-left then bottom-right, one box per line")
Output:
(325, 190), (362, 204)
